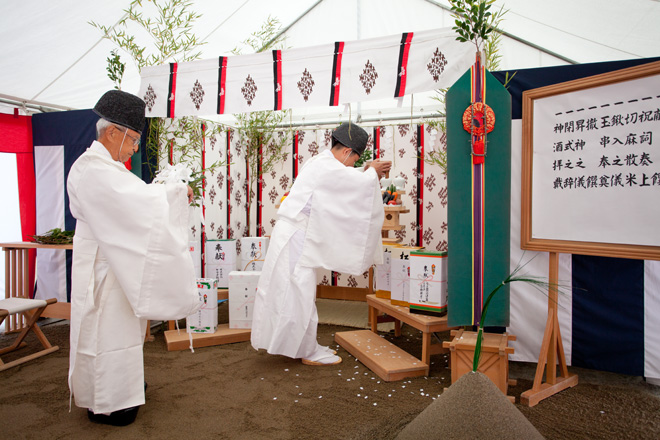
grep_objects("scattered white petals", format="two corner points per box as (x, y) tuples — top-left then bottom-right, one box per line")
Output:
(373, 403), (377, 406)
(273, 397), (277, 400)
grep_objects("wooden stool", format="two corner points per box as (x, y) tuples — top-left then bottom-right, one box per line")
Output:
(443, 329), (517, 401)
(0, 297), (59, 371)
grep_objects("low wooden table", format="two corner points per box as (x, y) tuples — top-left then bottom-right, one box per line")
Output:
(367, 294), (455, 366)
(335, 294), (456, 381)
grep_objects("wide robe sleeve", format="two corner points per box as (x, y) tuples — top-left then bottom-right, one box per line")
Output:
(68, 151), (200, 320)
(296, 155), (384, 275)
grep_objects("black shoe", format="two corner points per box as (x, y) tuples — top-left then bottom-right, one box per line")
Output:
(87, 406), (139, 426)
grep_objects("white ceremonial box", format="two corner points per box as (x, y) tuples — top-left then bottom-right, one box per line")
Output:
(389, 245), (423, 307)
(186, 278), (218, 333)
(374, 245), (394, 299)
(205, 239), (237, 288)
(228, 271), (260, 329)
(189, 240), (202, 278)
(240, 237), (269, 271)
(390, 257), (410, 306)
(409, 251), (448, 316)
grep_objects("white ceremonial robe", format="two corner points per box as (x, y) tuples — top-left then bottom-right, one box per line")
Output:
(251, 149), (384, 358)
(67, 141), (201, 414)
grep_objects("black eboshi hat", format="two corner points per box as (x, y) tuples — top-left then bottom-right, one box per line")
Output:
(93, 90), (146, 134)
(332, 123), (368, 156)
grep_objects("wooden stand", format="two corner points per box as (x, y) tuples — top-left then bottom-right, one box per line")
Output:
(164, 323), (251, 351)
(443, 329), (517, 402)
(520, 252), (578, 406)
(381, 190), (409, 244)
(164, 289), (251, 351)
(335, 294), (455, 381)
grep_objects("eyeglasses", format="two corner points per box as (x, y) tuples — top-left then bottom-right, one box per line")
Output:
(114, 125), (141, 147)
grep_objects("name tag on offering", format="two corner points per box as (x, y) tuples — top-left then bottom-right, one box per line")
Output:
(240, 237), (269, 271)
(205, 239), (237, 288)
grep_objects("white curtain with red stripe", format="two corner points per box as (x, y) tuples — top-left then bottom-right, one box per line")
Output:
(139, 28), (473, 118)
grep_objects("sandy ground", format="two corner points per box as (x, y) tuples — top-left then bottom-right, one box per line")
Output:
(2, 304), (660, 439)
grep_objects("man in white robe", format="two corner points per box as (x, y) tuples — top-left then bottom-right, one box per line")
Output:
(251, 123), (391, 365)
(67, 90), (201, 425)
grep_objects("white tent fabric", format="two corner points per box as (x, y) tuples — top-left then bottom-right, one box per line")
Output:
(1, 0), (658, 119)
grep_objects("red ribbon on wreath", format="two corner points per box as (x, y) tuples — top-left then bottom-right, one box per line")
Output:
(462, 102), (495, 164)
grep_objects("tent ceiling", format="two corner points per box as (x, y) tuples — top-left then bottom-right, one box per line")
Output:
(1, 0), (658, 119)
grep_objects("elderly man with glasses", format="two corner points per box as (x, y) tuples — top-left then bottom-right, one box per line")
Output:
(67, 90), (201, 426)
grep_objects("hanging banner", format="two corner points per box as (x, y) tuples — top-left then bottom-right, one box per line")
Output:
(138, 27), (473, 117)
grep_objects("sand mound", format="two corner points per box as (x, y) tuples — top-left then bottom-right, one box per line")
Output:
(396, 371), (544, 440)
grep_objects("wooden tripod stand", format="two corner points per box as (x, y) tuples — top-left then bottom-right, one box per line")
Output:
(520, 252), (578, 406)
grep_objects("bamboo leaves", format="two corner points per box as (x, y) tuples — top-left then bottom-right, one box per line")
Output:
(90, 0), (204, 69)
(448, 0), (500, 53)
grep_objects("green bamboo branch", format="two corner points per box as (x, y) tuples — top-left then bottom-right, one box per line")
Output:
(472, 256), (573, 372)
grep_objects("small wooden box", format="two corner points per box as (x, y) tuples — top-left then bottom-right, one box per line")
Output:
(443, 329), (516, 396)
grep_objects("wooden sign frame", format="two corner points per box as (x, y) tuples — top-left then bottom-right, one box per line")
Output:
(521, 61), (660, 261)
(519, 60), (660, 406)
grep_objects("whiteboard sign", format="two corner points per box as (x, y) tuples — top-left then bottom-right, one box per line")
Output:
(521, 61), (660, 260)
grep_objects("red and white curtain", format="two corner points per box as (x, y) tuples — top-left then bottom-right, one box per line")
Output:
(139, 28), (473, 117)
(200, 122), (447, 289)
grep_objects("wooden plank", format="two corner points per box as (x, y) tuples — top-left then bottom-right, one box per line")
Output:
(0, 242), (73, 250)
(384, 206), (410, 213)
(42, 302), (71, 320)
(0, 346), (59, 372)
(317, 285), (369, 301)
(381, 225), (405, 231)
(520, 374), (578, 407)
(366, 294), (453, 333)
(444, 330), (514, 354)
(335, 330), (428, 381)
(164, 323), (251, 351)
